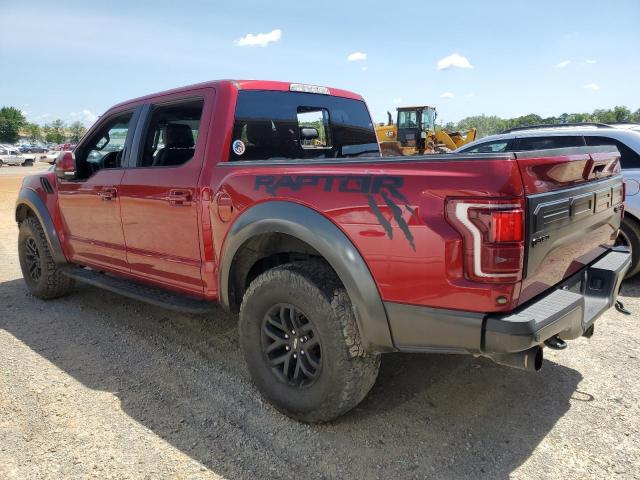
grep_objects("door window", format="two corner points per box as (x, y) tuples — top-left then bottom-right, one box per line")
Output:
(75, 112), (133, 179)
(137, 98), (204, 168)
(462, 140), (509, 153)
(584, 136), (640, 169)
(514, 136), (584, 151)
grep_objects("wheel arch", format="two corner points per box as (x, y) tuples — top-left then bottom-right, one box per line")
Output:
(15, 188), (67, 264)
(219, 201), (394, 353)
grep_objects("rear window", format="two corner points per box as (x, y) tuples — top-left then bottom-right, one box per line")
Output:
(514, 136), (584, 151)
(585, 136), (640, 169)
(229, 90), (379, 161)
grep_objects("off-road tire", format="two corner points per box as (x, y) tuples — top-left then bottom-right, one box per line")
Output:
(239, 260), (380, 423)
(22, 159), (34, 167)
(619, 216), (640, 278)
(18, 216), (74, 299)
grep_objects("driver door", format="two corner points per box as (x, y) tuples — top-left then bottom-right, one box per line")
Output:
(57, 108), (139, 273)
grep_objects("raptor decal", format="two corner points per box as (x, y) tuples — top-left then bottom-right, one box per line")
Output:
(254, 174), (417, 250)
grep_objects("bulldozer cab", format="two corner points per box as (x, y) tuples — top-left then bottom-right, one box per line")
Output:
(396, 106), (436, 148)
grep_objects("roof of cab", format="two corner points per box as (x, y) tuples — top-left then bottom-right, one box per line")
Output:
(109, 79), (364, 111)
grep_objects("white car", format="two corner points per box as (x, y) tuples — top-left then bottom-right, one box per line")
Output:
(456, 122), (640, 277)
(0, 146), (33, 166)
(39, 150), (63, 164)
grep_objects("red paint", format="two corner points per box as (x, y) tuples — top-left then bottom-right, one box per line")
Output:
(18, 79), (622, 317)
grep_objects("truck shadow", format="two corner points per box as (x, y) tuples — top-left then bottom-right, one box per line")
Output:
(3, 277), (628, 479)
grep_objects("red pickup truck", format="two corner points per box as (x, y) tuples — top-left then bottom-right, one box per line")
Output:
(16, 80), (630, 422)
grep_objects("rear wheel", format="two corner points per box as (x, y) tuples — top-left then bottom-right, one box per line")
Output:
(616, 217), (640, 278)
(18, 216), (75, 299)
(239, 260), (380, 422)
(22, 159), (33, 167)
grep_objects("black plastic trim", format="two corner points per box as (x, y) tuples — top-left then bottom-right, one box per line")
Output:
(385, 302), (485, 353)
(219, 201), (394, 352)
(513, 144), (617, 159)
(15, 188), (67, 264)
(217, 152), (516, 167)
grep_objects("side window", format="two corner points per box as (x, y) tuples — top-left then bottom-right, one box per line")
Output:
(515, 136), (584, 151)
(463, 140), (509, 153)
(137, 98), (204, 168)
(75, 112), (133, 179)
(585, 136), (640, 169)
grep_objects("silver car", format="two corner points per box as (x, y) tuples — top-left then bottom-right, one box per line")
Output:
(0, 146), (34, 167)
(456, 123), (640, 278)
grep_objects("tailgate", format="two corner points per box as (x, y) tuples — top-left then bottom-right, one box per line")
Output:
(515, 146), (624, 304)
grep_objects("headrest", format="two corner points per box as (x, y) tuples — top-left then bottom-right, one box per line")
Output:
(246, 122), (275, 145)
(165, 123), (194, 149)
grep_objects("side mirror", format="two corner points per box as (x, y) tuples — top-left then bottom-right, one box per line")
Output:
(300, 127), (319, 140)
(55, 151), (76, 180)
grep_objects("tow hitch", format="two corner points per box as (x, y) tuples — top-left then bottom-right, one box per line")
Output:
(544, 336), (567, 350)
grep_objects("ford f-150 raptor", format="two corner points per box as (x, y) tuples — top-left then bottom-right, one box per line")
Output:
(15, 80), (631, 422)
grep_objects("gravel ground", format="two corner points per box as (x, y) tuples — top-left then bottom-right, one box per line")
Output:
(1, 165), (639, 479)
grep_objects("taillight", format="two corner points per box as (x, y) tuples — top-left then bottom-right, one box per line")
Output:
(446, 198), (525, 283)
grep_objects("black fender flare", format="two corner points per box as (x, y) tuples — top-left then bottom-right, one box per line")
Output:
(219, 201), (394, 353)
(15, 188), (67, 264)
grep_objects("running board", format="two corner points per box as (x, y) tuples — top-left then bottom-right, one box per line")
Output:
(61, 267), (216, 314)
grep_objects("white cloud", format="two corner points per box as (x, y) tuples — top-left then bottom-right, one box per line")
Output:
(392, 97), (403, 104)
(34, 113), (50, 121)
(583, 83), (600, 90)
(70, 109), (99, 125)
(436, 53), (473, 70)
(347, 51), (367, 62)
(236, 29), (281, 47)
(557, 60), (571, 68)
(464, 93), (474, 98)
(439, 92), (455, 99)
(585, 59), (597, 64)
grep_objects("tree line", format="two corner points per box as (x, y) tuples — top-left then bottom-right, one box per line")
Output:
(442, 105), (640, 138)
(0, 106), (87, 145)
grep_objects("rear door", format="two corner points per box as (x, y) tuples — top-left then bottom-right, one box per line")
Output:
(118, 89), (214, 295)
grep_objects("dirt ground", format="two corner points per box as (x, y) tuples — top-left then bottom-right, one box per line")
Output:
(1, 165), (639, 479)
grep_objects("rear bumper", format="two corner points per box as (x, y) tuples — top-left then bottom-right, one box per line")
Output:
(386, 248), (631, 354)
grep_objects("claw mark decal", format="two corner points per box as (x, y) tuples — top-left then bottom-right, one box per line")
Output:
(255, 175), (416, 250)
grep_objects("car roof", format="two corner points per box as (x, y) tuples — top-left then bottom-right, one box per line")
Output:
(457, 124), (640, 152)
(110, 79), (364, 111)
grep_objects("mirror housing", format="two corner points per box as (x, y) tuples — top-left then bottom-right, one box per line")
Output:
(55, 151), (76, 180)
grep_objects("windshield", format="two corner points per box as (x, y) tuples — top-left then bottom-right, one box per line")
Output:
(229, 90), (379, 161)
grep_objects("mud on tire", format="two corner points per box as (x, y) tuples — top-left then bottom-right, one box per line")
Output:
(18, 216), (75, 299)
(239, 259), (380, 423)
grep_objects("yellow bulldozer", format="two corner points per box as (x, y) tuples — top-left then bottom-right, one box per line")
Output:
(375, 105), (477, 156)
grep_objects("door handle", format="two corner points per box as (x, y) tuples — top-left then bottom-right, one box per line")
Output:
(98, 187), (117, 200)
(167, 189), (193, 206)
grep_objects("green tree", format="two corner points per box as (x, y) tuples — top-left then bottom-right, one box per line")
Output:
(69, 121), (87, 143)
(632, 108), (640, 122)
(0, 106), (27, 143)
(45, 119), (66, 144)
(26, 123), (42, 143)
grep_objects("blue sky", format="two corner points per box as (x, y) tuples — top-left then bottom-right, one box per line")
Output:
(1, 0), (639, 126)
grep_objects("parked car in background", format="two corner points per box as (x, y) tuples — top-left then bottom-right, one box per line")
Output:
(39, 150), (63, 164)
(19, 144), (45, 153)
(0, 146), (34, 166)
(456, 123), (640, 277)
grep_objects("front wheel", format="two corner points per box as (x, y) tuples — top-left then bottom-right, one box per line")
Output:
(239, 260), (380, 423)
(18, 216), (75, 299)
